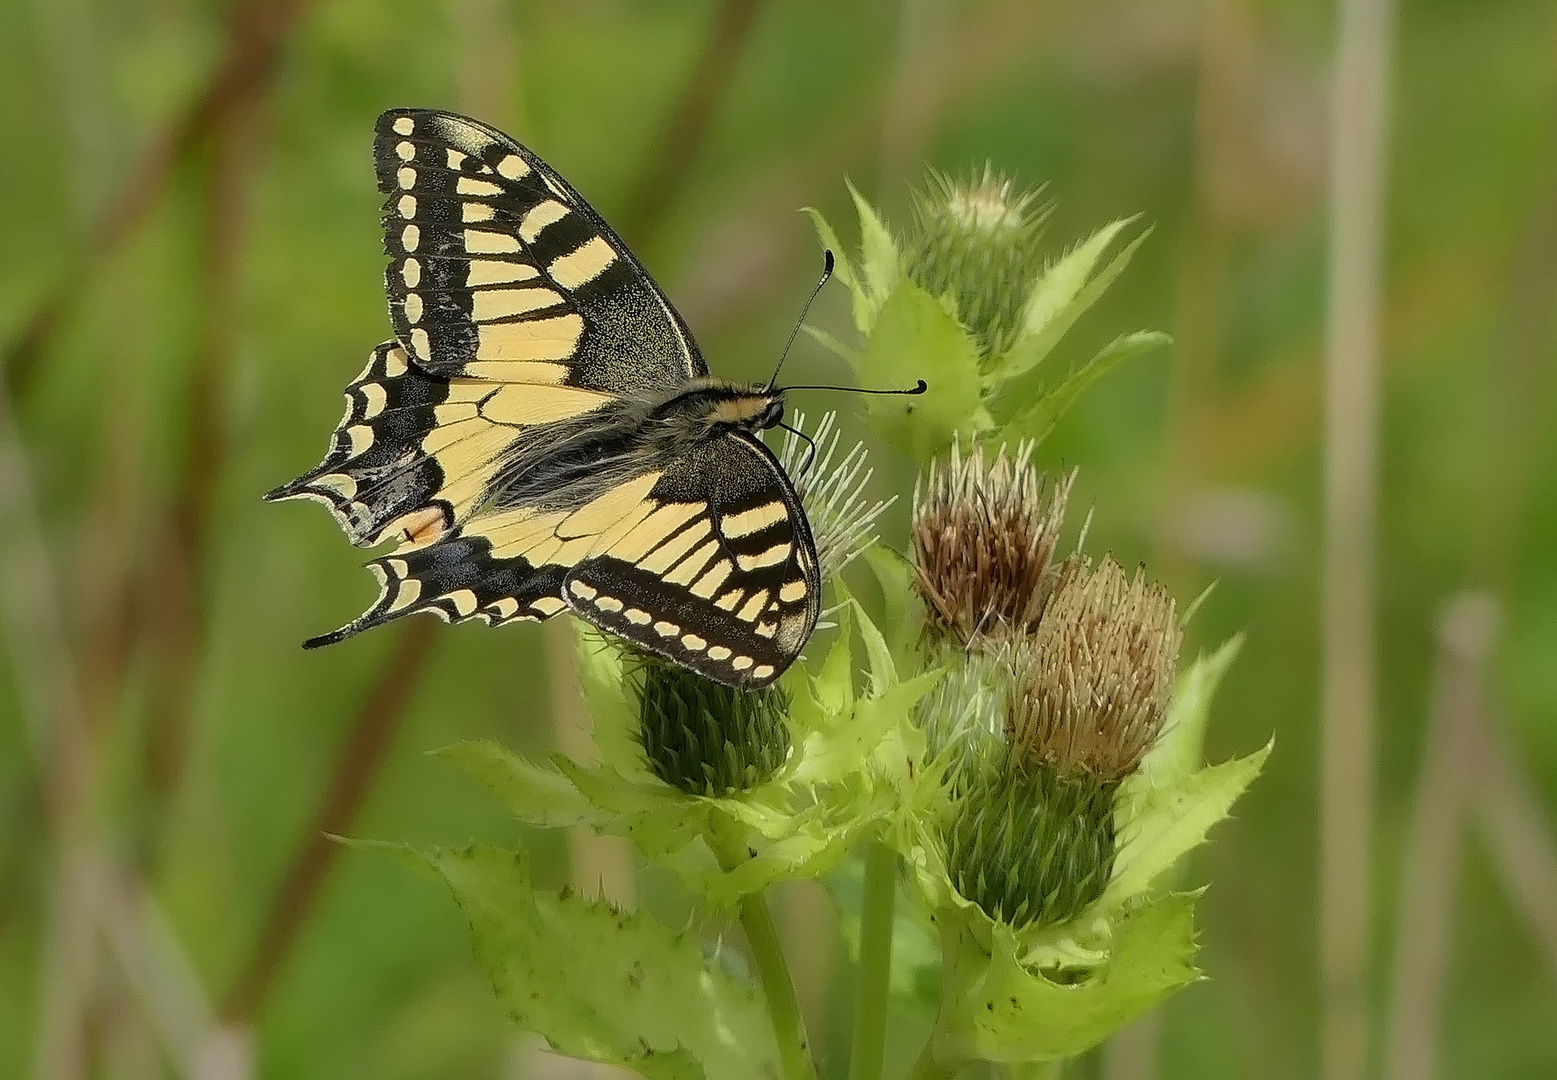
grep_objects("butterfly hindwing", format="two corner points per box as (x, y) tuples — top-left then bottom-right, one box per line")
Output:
(303, 539), (570, 647)
(561, 432), (819, 689)
(374, 109), (705, 392)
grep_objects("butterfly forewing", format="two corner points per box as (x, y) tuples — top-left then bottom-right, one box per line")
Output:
(374, 109), (705, 392)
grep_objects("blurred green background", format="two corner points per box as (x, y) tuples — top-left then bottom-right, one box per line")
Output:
(2, 0), (1555, 1078)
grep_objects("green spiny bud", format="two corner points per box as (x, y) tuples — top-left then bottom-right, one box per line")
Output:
(636, 658), (791, 796)
(944, 755), (1116, 930)
(903, 165), (1050, 361)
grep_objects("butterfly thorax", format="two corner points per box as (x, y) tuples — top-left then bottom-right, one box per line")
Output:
(483, 380), (783, 517)
(645, 379), (785, 439)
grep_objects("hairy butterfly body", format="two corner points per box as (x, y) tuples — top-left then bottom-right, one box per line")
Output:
(266, 109), (819, 689)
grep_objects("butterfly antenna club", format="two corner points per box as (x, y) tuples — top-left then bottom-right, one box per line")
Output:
(767, 249), (835, 390)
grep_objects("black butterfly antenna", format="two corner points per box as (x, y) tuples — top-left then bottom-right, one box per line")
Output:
(766, 248), (928, 476)
(766, 249), (929, 398)
(766, 249), (836, 391)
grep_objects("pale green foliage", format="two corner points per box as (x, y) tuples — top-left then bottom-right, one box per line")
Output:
(1002, 330), (1171, 445)
(444, 613), (937, 908)
(806, 184), (1168, 458)
(932, 893), (1200, 1065)
(888, 637), (1266, 1071)
(410, 843), (782, 1080)
(858, 284), (992, 458)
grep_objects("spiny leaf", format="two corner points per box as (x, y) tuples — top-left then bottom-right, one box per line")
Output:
(999, 330), (1169, 445)
(1106, 741), (1271, 906)
(847, 179), (902, 324)
(414, 843), (783, 1080)
(858, 281), (989, 459)
(988, 219), (1148, 386)
(435, 740), (606, 828)
(1137, 635), (1245, 788)
(934, 893), (1200, 1065)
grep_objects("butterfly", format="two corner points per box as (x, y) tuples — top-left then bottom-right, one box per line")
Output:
(266, 108), (822, 689)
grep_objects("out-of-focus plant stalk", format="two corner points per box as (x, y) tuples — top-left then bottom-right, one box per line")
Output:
(848, 843), (897, 1080)
(1320, 0), (1394, 1077)
(711, 820), (817, 1080)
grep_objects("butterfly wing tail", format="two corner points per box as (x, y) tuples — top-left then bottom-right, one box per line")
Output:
(303, 534), (567, 647)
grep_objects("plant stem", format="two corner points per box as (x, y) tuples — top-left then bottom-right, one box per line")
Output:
(738, 888), (819, 1080)
(850, 843), (897, 1080)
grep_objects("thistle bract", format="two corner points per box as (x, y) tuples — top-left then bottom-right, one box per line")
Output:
(944, 757), (1115, 930)
(637, 658), (791, 796)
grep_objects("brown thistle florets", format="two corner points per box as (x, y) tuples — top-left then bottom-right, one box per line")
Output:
(1007, 556), (1181, 782)
(911, 441), (1072, 648)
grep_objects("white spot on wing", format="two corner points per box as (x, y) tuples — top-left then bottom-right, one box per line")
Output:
(392, 116), (415, 135)
(519, 200), (569, 242)
(549, 236), (617, 289)
(458, 176), (503, 196)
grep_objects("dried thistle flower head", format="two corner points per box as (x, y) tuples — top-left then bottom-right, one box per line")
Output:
(912, 441), (1072, 647)
(1008, 556), (1182, 781)
(777, 410), (892, 579)
(636, 657), (791, 796)
(903, 165), (1051, 360)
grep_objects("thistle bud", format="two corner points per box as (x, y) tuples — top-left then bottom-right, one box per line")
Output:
(903, 166), (1050, 361)
(636, 657), (791, 796)
(944, 756), (1116, 930)
(1010, 556), (1181, 781)
(912, 442), (1071, 647)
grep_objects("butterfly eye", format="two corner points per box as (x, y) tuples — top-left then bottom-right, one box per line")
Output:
(760, 399), (785, 429)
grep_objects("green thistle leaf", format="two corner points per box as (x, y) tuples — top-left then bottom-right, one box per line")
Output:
(933, 892), (1200, 1066)
(859, 282), (990, 458)
(409, 842), (782, 1080)
(999, 330), (1170, 445)
(988, 218), (1149, 387)
(433, 741), (606, 829)
(1104, 740), (1271, 909)
(1138, 635), (1245, 787)
(848, 179), (902, 322)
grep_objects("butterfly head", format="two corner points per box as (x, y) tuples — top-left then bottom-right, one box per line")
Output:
(705, 386), (786, 433)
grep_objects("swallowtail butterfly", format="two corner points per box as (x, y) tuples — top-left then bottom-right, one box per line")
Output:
(267, 109), (824, 689)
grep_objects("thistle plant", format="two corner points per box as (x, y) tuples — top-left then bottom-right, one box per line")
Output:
(376, 170), (1265, 1080)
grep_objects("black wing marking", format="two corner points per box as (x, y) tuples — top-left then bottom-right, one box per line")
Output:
(302, 539), (570, 647)
(374, 108), (707, 393)
(263, 341), (551, 545)
(562, 432), (820, 690)
(297, 462), (676, 647)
